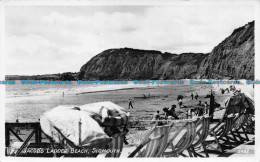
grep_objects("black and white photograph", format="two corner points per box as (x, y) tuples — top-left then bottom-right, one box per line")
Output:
(1, 0), (258, 159)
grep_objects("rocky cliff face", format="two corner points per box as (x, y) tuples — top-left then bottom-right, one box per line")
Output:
(198, 21), (254, 80)
(79, 48), (208, 80)
(79, 21), (254, 80)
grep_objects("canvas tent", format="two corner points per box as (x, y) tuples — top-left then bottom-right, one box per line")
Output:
(40, 101), (130, 148)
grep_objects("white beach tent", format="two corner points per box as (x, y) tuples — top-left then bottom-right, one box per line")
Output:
(40, 101), (130, 147)
(224, 92), (254, 115)
(79, 101), (130, 126)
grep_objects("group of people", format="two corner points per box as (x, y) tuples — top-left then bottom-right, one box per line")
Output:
(152, 100), (210, 121)
(152, 104), (179, 121)
(194, 100), (209, 116)
(191, 93), (199, 100)
(134, 90), (210, 121)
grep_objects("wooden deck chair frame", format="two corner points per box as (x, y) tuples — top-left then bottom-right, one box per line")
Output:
(244, 114), (255, 134)
(105, 130), (128, 157)
(162, 120), (197, 157)
(228, 113), (250, 143)
(173, 120), (197, 157)
(218, 113), (248, 147)
(203, 115), (235, 154)
(188, 116), (211, 157)
(128, 122), (174, 158)
(225, 113), (246, 143)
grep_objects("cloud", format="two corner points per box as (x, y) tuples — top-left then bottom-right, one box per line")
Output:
(5, 5), (255, 75)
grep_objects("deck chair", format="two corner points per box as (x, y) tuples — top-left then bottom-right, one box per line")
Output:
(240, 113), (254, 135)
(216, 113), (248, 147)
(244, 114), (255, 134)
(162, 120), (197, 157)
(187, 116), (211, 157)
(228, 113), (250, 143)
(105, 130), (128, 157)
(203, 114), (235, 154)
(128, 123), (174, 157)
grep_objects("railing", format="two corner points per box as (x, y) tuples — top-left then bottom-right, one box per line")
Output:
(5, 122), (44, 156)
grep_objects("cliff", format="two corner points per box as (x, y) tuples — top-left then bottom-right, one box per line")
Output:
(79, 21), (254, 80)
(79, 48), (208, 80)
(197, 21), (254, 80)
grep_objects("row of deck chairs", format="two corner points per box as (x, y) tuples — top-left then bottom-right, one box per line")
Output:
(118, 112), (253, 157)
(14, 111), (253, 158)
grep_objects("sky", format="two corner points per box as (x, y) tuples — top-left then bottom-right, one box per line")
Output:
(5, 4), (255, 75)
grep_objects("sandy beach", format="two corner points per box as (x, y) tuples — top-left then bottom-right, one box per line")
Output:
(5, 80), (254, 122)
(6, 81), (211, 122)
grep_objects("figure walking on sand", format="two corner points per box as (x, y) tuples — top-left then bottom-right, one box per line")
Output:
(128, 99), (134, 109)
(191, 93), (194, 100)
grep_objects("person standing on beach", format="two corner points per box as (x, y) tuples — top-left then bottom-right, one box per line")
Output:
(178, 98), (183, 109)
(195, 93), (199, 100)
(221, 88), (225, 94)
(197, 101), (203, 116)
(15, 118), (21, 134)
(204, 101), (209, 115)
(128, 99), (134, 109)
(191, 93), (194, 100)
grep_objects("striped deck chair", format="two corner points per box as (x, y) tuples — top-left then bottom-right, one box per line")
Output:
(162, 120), (197, 157)
(203, 114), (235, 153)
(228, 113), (250, 143)
(216, 113), (245, 147)
(105, 130), (128, 157)
(244, 114), (255, 134)
(188, 116), (211, 157)
(128, 123), (174, 157)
